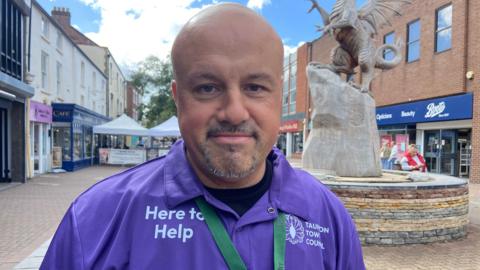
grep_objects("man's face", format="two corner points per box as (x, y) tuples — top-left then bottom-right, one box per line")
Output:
(172, 24), (282, 183)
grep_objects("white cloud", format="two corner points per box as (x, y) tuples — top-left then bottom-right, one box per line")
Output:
(78, 0), (211, 69)
(283, 41), (305, 56)
(72, 24), (81, 31)
(247, 0), (271, 10)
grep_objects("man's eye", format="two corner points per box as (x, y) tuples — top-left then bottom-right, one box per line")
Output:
(245, 84), (266, 93)
(194, 85), (219, 94)
(198, 85), (216, 93)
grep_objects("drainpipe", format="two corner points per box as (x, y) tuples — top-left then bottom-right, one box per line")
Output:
(463, 0), (469, 92)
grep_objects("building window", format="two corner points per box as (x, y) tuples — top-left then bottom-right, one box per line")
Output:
(81, 95), (85, 106)
(56, 61), (62, 95)
(1, 0), (23, 80)
(41, 51), (49, 89)
(282, 69), (289, 116)
(289, 60), (297, 114)
(383, 32), (395, 61)
(80, 61), (85, 87)
(56, 30), (63, 50)
(92, 71), (96, 93)
(435, 4), (452, 53)
(41, 16), (49, 38)
(407, 20), (420, 62)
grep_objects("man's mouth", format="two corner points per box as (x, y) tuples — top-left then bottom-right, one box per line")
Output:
(209, 133), (254, 144)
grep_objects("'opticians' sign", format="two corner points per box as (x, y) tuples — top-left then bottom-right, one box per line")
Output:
(376, 93), (472, 126)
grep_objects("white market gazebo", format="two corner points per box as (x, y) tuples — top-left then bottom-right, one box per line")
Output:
(93, 114), (149, 136)
(92, 114), (149, 165)
(148, 116), (181, 137)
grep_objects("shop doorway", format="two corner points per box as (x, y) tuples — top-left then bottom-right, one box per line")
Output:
(423, 129), (471, 177)
(31, 123), (49, 174)
(0, 108), (9, 182)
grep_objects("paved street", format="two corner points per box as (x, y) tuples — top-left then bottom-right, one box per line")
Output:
(0, 166), (479, 269)
(0, 166), (126, 270)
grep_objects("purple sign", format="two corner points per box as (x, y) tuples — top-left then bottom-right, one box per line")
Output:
(30, 100), (52, 123)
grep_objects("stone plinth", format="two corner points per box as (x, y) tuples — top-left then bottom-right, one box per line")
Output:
(302, 64), (381, 177)
(322, 174), (469, 245)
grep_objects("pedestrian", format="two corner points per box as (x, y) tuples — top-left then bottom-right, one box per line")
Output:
(388, 142), (399, 170)
(400, 144), (428, 172)
(40, 3), (365, 269)
(380, 141), (392, 169)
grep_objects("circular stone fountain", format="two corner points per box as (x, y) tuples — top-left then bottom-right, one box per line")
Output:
(306, 168), (469, 245)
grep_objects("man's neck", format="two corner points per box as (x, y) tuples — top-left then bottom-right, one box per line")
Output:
(186, 152), (266, 189)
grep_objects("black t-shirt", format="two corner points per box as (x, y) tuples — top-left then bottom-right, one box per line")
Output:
(205, 160), (273, 216)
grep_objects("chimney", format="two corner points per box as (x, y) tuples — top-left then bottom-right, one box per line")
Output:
(51, 7), (71, 26)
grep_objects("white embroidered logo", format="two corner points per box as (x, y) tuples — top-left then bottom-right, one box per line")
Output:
(285, 214), (305, 244)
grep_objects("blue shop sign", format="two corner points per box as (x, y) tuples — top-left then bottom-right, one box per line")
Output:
(376, 93), (473, 126)
(52, 109), (73, 122)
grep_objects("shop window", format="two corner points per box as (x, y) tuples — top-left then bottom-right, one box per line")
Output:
(73, 130), (82, 161)
(85, 128), (92, 158)
(406, 20), (420, 62)
(53, 127), (71, 161)
(293, 132), (303, 153)
(435, 4), (452, 53)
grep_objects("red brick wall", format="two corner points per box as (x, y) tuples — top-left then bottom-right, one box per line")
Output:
(296, 43), (308, 116)
(372, 0), (468, 106)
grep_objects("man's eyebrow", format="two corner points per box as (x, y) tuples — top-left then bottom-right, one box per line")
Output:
(244, 73), (275, 84)
(187, 72), (222, 82)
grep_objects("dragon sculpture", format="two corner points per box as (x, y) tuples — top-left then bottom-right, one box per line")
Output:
(308, 0), (411, 93)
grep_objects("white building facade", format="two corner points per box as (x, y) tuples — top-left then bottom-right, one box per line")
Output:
(28, 1), (107, 176)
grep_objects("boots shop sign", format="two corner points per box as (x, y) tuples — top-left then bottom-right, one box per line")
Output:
(376, 93), (473, 126)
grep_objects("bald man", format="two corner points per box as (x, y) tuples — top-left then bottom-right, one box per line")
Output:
(41, 3), (365, 269)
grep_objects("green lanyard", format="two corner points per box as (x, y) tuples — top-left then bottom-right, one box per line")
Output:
(195, 197), (286, 270)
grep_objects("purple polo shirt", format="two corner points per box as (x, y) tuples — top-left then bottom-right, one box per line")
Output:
(41, 140), (365, 269)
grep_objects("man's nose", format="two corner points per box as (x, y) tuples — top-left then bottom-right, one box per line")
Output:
(217, 88), (250, 125)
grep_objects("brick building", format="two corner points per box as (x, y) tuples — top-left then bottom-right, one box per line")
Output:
(291, 0), (480, 182)
(126, 81), (141, 121)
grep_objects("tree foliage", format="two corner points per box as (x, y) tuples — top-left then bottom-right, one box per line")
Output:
(129, 55), (176, 128)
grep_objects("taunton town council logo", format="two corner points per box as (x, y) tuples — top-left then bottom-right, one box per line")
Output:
(285, 214), (304, 244)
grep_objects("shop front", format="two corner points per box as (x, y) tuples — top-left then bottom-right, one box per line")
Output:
(278, 119), (303, 158)
(0, 80), (34, 183)
(376, 93), (473, 177)
(52, 103), (109, 171)
(29, 101), (52, 175)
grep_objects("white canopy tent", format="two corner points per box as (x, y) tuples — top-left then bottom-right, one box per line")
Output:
(148, 116), (181, 137)
(93, 114), (149, 136)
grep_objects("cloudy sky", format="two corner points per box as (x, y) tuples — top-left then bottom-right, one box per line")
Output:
(38, 0), (366, 72)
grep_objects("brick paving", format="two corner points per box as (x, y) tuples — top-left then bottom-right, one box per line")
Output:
(1, 166), (480, 269)
(0, 166), (126, 270)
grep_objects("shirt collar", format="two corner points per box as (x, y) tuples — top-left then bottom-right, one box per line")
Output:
(164, 140), (311, 221)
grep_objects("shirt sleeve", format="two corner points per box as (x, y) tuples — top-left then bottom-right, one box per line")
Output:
(336, 211), (366, 270)
(400, 157), (413, 171)
(40, 204), (84, 270)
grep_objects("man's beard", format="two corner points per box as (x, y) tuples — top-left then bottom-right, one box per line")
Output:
(200, 122), (264, 180)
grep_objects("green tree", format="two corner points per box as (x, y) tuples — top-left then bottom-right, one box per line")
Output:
(129, 55), (176, 127)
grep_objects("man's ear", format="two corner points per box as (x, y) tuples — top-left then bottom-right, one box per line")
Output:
(171, 80), (178, 105)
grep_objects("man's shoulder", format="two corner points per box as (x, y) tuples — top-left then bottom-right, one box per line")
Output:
(290, 168), (345, 207)
(278, 163), (349, 220)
